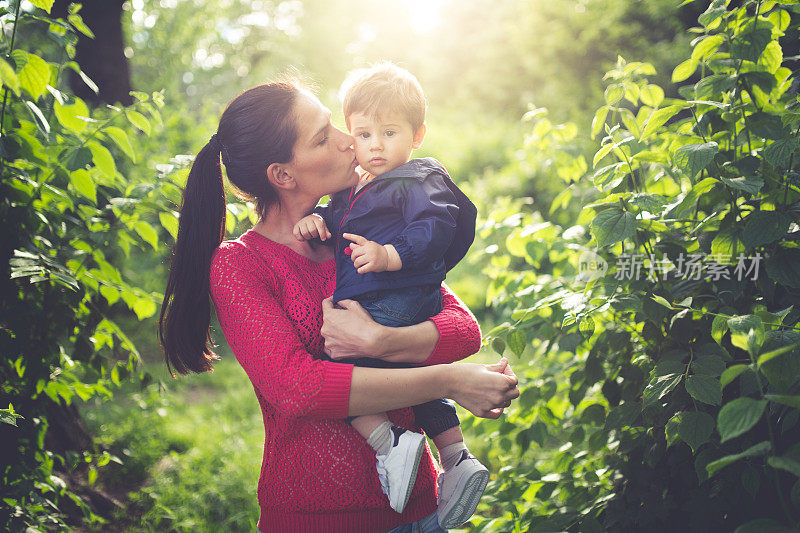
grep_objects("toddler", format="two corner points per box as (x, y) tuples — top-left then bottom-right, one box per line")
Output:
(293, 63), (487, 529)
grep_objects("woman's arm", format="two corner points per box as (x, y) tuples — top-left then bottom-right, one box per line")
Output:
(211, 245), (513, 420)
(348, 358), (518, 418)
(320, 283), (481, 364)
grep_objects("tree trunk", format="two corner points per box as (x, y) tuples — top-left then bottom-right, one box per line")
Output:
(53, 0), (133, 106)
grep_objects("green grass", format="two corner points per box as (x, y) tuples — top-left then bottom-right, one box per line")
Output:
(82, 353), (263, 532)
(81, 340), (507, 531)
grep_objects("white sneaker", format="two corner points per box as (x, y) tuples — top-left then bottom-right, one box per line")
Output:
(375, 427), (426, 514)
(437, 451), (489, 529)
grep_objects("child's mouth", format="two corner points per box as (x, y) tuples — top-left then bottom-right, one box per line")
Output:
(370, 158), (386, 166)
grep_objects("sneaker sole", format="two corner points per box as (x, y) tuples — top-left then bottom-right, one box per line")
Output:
(439, 468), (490, 529)
(394, 435), (425, 513)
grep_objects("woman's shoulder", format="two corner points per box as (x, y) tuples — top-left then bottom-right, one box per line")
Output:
(210, 230), (281, 287)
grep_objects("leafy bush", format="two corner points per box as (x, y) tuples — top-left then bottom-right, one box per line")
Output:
(0, 1), (172, 529)
(471, 1), (800, 530)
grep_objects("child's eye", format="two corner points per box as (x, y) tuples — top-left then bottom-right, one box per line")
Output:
(385, 130), (396, 137)
(358, 132), (370, 139)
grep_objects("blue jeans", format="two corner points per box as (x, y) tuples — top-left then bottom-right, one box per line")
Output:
(342, 285), (459, 439)
(385, 510), (449, 532)
(259, 514), (448, 533)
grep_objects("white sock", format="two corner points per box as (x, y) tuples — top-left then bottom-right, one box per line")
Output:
(366, 421), (393, 456)
(439, 441), (469, 471)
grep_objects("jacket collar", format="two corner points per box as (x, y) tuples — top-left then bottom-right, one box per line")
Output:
(367, 157), (444, 183)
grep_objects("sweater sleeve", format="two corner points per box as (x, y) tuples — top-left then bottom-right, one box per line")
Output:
(209, 245), (352, 420)
(421, 283), (482, 366)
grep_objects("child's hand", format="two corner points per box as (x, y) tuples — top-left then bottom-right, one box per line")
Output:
(293, 214), (331, 241)
(343, 233), (402, 273)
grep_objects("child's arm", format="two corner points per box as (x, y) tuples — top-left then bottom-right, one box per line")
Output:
(293, 213), (332, 241)
(343, 233), (402, 273)
(387, 175), (459, 269)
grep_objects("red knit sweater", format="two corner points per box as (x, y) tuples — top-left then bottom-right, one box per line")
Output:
(209, 229), (481, 533)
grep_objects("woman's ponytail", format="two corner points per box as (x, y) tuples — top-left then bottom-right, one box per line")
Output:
(158, 82), (298, 375)
(158, 138), (226, 375)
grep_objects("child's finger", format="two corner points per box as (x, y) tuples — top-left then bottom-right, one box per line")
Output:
(353, 255), (371, 269)
(313, 218), (328, 241)
(343, 233), (367, 245)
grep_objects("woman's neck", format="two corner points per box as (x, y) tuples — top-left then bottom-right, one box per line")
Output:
(253, 198), (333, 261)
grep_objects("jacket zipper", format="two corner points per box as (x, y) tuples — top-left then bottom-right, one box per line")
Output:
(335, 182), (377, 254)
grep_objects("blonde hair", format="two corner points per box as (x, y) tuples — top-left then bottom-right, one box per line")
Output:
(341, 62), (426, 131)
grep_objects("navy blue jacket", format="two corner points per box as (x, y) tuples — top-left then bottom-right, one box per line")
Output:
(315, 157), (477, 303)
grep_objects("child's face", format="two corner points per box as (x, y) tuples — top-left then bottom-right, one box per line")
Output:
(348, 111), (425, 176)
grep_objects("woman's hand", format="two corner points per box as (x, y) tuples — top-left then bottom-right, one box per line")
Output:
(320, 297), (383, 360)
(448, 358), (520, 419)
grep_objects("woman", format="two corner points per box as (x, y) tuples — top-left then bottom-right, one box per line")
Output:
(158, 81), (519, 533)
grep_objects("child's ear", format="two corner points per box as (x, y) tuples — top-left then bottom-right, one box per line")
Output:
(412, 123), (427, 149)
(266, 163), (296, 191)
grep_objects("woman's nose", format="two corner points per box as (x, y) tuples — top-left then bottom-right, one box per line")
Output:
(335, 128), (353, 151)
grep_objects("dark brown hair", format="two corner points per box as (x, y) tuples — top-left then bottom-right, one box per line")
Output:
(158, 83), (299, 375)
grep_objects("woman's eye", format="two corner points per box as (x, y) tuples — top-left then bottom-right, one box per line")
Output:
(318, 135), (328, 145)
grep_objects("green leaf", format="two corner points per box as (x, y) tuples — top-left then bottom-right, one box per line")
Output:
(712, 314), (729, 345)
(134, 221), (159, 250)
(718, 398), (767, 442)
(104, 126), (136, 162)
(721, 364), (750, 388)
(758, 330), (800, 393)
(68, 13), (94, 38)
(492, 337), (505, 356)
(0, 58), (20, 96)
(29, 0), (54, 12)
(69, 169), (96, 203)
(54, 98), (90, 133)
(12, 50), (50, 101)
(125, 110), (151, 135)
(672, 58), (697, 83)
(711, 226), (745, 264)
(741, 465), (760, 499)
(742, 211), (790, 249)
(604, 84), (624, 105)
(87, 141), (116, 178)
(665, 413), (681, 448)
(591, 106), (609, 139)
(698, 0), (727, 28)
(706, 441), (771, 477)
(765, 394), (800, 409)
(719, 175), (764, 194)
(762, 138), (798, 169)
(692, 354), (726, 377)
(640, 105), (683, 140)
(748, 113), (787, 140)
(590, 162), (625, 191)
(686, 375), (722, 405)
(734, 519), (791, 533)
(765, 248), (800, 289)
(590, 207), (636, 247)
(678, 410), (715, 452)
(159, 211), (179, 240)
(767, 456), (800, 478)
(639, 85), (664, 108)
(727, 315), (765, 358)
(674, 142), (718, 177)
(730, 21), (772, 63)
(691, 35), (724, 63)
(507, 329), (526, 357)
(24, 101), (50, 135)
(643, 373), (683, 407)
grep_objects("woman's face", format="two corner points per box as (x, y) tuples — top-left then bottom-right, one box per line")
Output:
(284, 91), (359, 199)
